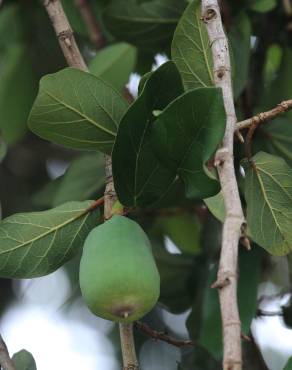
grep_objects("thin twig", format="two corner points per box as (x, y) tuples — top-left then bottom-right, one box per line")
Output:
(42, 2), (138, 369)
(0, 335), (16, 370)
(134, 321), (194, 348)
(245, 119), (262, 161)
(237, 100), (292, 130)
(201, 2), (245, 370)
(86, 196), (104, 212)
(74, 0), (105, 49)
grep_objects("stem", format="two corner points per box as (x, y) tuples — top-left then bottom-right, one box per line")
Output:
(119, 324), (139, 370)
(237, 99), (292, 130)
(0, 335), (16, 370)
(42, 1), (139, 368)
(74, 0), (105, 49)
(201, 1), (244, 369)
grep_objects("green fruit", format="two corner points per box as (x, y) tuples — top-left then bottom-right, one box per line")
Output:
(79, 215), (160, 323)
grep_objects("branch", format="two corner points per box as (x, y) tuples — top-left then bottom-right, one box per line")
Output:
(43, 0), (87, 71)
(134, 322), (194, 348)
(42, 2), (138, 369)
(0, 335), (16, 370)
(237, 100), (292, 130)
(201, 2), (245, 370)
(74, 0), (105, 49)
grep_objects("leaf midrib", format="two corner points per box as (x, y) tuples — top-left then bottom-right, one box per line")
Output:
(42, 91), (116, 137)
(0, 207), (90, 255)
(254, 165), (284, 243)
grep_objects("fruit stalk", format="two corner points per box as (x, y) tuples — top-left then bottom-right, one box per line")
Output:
(119, 324), (139, 370)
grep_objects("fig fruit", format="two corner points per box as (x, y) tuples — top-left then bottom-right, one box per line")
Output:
(79, 215), (160, 323)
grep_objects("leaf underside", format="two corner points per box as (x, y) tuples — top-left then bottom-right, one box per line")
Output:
(245, 151), (292, 256)
(0, 201), (99, 278)
(172, 0), (214, 90)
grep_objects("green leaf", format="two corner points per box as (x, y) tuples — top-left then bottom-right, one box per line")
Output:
(284, 358), (292, 370)
(204, 191), (225, 222)
(0, 200), (100, 278)
(112, 61), (184, 207)
(261, 47), (292, 114)
(239, 247), (263, 335)
(53, 153), (105, 206)
(229, 12), (251, 99)
(138, 72), (153, 96)
(153, 241), (195, 313)
(0, 4), (23, 47)
(0, 45), (36, 143)
(152, 87), (226, 199)
(193, 264), (222, 359)
(28, 68), (128, 155)
(245, 151), (292, 256)
(12, 350), (36, 370)
(157, 214), (201, 255)
(103, 0), (187, 51)
(31, 177), (63, 209)
(249, 0), (276, 12)
(263, 44), (282, 85)
(89, 43), (137, 91)
(172, 0), (214, 90)
(258, 117), (292, 168)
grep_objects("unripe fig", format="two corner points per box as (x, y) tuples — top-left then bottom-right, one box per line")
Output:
(79, 215), (160, 323)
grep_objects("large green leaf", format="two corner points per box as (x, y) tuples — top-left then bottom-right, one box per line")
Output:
(28, 68), (128, 154)
(229, 12), (251, 99)
(171, 0), (214, 90)
(103, 0), (186, 50)
(112, 61), (184, 207)
(0, 200), (100, 278)
(0, 45), (36, 143)
(53, 153), (105, 206)
(12, 350), (36, 370)
(152, 87), (226, 199)
(245, 151), (292, 256)
(89, 43), (137, 91)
